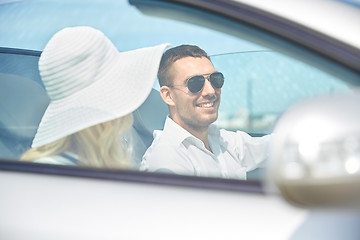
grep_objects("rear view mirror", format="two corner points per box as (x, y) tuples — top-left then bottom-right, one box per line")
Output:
(268, 90), (360, 208)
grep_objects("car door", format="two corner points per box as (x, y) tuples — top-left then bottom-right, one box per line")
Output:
(1, 0), (360, 239)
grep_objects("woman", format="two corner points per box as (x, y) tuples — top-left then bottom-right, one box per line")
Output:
(21, 26), (168, 169)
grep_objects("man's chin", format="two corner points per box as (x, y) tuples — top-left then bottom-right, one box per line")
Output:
(202, 114), (218, 126)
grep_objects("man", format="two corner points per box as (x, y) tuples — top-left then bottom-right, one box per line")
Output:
(140, 45), (271, 179)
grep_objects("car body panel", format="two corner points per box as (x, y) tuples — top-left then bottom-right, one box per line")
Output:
(0, 165), (307, 240)
(139, 0), (360, 72)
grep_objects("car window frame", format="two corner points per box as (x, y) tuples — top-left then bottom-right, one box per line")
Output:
(0, 159), (264, 193)
(131, 0), (360, 73)
(0, 46), (264, 194)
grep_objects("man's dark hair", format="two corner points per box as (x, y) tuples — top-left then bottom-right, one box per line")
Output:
(158, 45), (211, 87)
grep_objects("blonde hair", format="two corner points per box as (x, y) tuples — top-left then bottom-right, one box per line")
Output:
(21, 114), (134, 169)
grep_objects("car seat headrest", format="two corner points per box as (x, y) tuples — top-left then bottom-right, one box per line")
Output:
(132, 88), (168, 147)
(0, 73), (50, 141)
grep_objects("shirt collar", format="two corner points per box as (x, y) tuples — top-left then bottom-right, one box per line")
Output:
(160, 116), (194, 145)
(161, 116), (221, 148)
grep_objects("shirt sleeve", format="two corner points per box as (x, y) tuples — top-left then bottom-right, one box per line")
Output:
(220, 130), (272, 171)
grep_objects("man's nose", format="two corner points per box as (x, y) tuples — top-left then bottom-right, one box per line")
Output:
(201, 78), (216, 96)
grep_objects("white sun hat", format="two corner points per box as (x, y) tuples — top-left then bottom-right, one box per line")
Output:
(32, 26), (169, 147)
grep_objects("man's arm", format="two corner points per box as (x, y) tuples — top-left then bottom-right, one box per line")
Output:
(220, 129), (272, 172)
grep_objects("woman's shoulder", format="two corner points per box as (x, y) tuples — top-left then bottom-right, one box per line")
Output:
(33, 153), (78, 166)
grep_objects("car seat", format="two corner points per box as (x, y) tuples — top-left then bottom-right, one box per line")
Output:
(0, 49), (48, 159)
(0, 73), (49, 159)
(132, 88), (169, 166)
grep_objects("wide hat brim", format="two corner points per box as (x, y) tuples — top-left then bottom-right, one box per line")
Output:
(32, 43), (169, 147)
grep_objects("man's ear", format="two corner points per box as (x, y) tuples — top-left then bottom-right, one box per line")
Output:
(160, 86), (175, 106)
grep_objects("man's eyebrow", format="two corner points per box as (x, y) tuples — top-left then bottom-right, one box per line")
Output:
(186, 72), (214, 79)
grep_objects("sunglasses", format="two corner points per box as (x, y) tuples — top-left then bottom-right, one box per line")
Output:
(169, 72), (224, 94)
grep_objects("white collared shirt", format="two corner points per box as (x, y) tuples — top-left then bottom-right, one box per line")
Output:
(140, 117), (271, 180)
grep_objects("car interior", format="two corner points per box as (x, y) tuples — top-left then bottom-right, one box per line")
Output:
(0, 47), (267, 179)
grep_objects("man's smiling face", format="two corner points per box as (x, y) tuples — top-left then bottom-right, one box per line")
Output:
(166, 56), (221, 132)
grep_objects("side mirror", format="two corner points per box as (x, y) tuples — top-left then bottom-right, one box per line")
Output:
(268, 91), (360, 208)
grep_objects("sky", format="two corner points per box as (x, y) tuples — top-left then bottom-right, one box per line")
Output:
(0, 0), (263, 54)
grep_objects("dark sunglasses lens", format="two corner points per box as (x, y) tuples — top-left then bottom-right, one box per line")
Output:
(210, 72), (224, 89)
(187, 75), (205, 93)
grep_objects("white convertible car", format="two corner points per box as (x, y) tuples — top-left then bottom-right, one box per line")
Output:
(0, 0), (359, 239)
